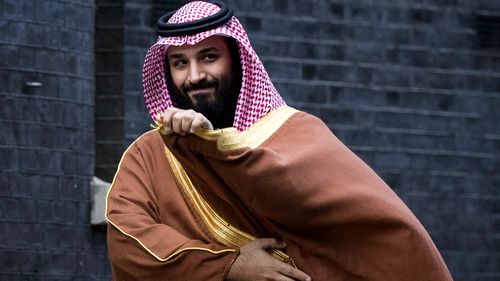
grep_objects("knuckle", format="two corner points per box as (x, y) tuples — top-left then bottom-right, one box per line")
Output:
(161, 112), (170, 121)
(262, 238), (277, 248)
(165, 108), (176, 116)
(281, 268), (291, 276)
(191, 117), (201, 124)
(171, 114), (182, 122)
(253, 239), (265, 247)
(162, 123), (172, 130)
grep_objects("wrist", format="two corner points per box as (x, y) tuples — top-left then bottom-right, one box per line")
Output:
(223, 249), (240, 281)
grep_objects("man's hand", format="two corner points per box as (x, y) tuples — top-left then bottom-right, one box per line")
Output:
(160, 108), (213, 135)
(227, 238), (311, 281)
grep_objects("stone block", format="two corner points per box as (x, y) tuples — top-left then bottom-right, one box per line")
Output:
(123, 70), (142, 92)
(124, 28), (156, 47)
(317, 106), (355, 125)
(263, 60), (301, 80)
(316, 64), (349, 81)
(375, 152), (411, 169)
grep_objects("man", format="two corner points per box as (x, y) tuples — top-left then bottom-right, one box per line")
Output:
(106, 1), (453, 280)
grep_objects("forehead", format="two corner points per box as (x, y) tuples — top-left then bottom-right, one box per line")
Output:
(167, 36), (229, 57)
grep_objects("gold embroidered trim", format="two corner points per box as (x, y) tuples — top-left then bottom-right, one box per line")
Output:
(148, 106), (299, 265)
(164, 147), (296, 267)
(105, 131), (235, 262)
(152, 106), (299, 151)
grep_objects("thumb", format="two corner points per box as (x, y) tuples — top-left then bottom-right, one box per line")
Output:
(200, 119), (213, 130)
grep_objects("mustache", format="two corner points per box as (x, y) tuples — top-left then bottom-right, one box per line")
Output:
(182, 79), (219, 93)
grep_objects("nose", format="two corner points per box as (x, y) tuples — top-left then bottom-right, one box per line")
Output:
(187, 62), (207, 85)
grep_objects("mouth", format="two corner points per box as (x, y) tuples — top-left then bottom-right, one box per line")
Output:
(186, 87), (216, 99)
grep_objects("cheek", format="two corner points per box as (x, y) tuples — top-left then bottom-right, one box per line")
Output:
(170, 70), (186, 89)
(212, 61), (233, 80)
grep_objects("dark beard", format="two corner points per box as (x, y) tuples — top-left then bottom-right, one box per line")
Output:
(168, 74), (240, 129)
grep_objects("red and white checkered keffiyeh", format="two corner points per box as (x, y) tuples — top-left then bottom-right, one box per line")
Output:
(143, 1), (286, 131)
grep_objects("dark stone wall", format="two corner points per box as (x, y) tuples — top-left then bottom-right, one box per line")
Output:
(94, 0), (183, 181)
(0, 0), (498, 279)
(122, 0), (162, 146)
(0, 0), (109, 280)
(100, 0), (500, 280)
(230, 1), (499, 280)
(95, 0), (125, 183)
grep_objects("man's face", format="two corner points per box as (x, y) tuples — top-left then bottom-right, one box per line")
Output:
(165, 36), (241, 128)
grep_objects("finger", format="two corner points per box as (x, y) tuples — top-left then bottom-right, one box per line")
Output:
(277, 264), (311, 281)
(273, 275), (295, 281)
(190, 113), (213, 133)
(181, 113), (194, 133)
(171, 111), (190, 135)
(252, 238), (286, 250)
(161, 108), (180, 134)
(200, 115), (213, 130)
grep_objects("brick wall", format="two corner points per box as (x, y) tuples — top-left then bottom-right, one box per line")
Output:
(94, 0), (184, 180)
(0, 0), (109, 279)
(95, 0), (124, 182)
(1, 0), (498, 279)
(97, 0), (500, 279)
(123, 0), (162, 146)
(229, 0), (499, 280)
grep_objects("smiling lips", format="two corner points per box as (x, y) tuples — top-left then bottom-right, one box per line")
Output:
(187, 87), (216, 99)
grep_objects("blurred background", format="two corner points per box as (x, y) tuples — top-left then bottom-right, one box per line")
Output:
(0, 0), (499, 280)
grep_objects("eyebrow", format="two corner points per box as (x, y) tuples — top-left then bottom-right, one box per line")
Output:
(168, 47), (219, 61)
(198, 47), (218, 54)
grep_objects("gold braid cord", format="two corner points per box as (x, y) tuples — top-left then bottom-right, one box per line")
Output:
(153, 106), (299, 266)
(164, 148), (297, 268)
(110, 108), (297, 263)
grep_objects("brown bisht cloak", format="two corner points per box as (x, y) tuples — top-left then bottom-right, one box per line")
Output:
(106, 114), (295, 279)
(106, 132), (240, 280)
(159, 106), (453, 281)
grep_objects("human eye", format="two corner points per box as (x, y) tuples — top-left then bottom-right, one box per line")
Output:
(201, 53), (218, 62)
(172, 59), (187, 68)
